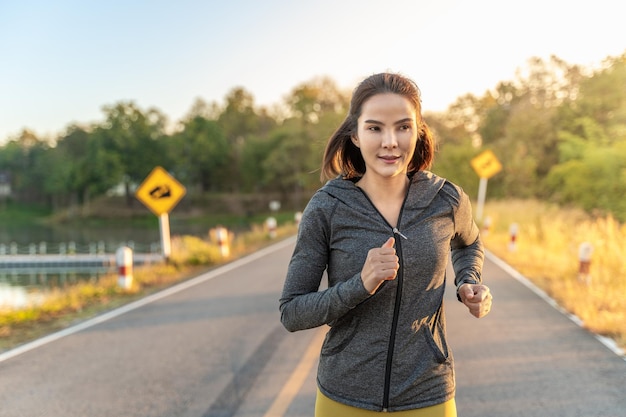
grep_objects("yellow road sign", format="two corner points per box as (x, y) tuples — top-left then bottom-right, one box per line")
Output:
(135, 166), (186, 215)
(471, 150), (502, 179)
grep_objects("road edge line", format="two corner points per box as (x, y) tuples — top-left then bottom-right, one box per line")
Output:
(263, 327), (326, 417)
(485, 249), (625, 361)
(0, 236), (297, 364)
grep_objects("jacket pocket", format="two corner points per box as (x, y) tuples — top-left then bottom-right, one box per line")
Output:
(417, 319), (449, 364)
(320, 316), (359, 356)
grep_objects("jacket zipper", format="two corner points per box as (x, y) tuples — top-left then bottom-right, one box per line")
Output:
(382, 228), (404, 411)
(383, 211), (410, 411)
(355, 183), (411, 411)
(393, 227), (408, 240)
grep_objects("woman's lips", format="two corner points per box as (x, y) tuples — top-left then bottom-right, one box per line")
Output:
(379, 155), (400, 163)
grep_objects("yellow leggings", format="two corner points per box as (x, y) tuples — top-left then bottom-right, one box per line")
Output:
(315, 388), (457, 417)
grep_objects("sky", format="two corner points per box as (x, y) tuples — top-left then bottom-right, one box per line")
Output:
(1, 0), (625, 143)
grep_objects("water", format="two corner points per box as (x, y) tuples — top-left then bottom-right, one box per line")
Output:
(0, 216), (211, 246)
(0, 268), (112, 309)
(0, 215), (217, 249)
(0, 218), (213, 309)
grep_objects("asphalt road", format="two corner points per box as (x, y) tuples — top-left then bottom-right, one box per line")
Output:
(1, 236), (624, 417)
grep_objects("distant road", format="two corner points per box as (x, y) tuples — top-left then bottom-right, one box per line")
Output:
(0, 237), (624, 417)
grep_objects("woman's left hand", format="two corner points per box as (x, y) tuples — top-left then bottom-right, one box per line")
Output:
(458, 284), (492, 318)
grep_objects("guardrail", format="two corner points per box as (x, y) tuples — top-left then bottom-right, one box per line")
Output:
(0, 241), (163, 270)
(0, 241), (160, 256)
(0, 253), (163, 269)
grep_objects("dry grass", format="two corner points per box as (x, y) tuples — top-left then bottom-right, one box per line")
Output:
(481, 199), (626, 351)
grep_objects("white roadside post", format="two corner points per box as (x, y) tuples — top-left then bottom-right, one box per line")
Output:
(216, 226), (230, 258)
(116, 246), (133, 290)
(578, 242), (593, 285)
(159, 213), (171, 261)
(267, 200), (281, 239)
(476, 177), (488, 222)
(508, 223), (519, 252)
(482, 216), (492, 236)
(266, 217), (277, 239)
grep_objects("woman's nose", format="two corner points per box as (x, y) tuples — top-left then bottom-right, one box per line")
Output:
(382, 131), (398, 148)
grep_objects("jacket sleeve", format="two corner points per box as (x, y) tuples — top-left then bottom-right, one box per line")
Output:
(447, 183), (484, 292)
(279, 194), (371, 332)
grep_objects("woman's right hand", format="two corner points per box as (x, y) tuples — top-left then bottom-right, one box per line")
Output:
(360, 237), (398, 294)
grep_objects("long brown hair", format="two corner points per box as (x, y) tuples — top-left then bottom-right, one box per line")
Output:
(320, 72), (435, 181)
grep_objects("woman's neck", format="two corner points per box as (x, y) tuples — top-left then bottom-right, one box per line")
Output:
(356, 173), (409, 201)
(355, 174), (409, 227)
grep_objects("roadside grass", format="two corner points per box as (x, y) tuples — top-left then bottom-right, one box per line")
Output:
(0, 202), (51, 226)
(481, 199), (626, 351)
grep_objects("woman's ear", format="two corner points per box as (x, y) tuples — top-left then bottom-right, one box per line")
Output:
(351, 134), (360, 148)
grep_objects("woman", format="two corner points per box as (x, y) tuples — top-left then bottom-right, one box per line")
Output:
(279, 72), (492, 416)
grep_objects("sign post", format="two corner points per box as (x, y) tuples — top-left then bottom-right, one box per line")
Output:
(135, 166), (186, 261)
(470, 150), (502, 222)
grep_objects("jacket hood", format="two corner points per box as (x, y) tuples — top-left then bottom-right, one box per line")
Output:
(320, 171), (447, 213)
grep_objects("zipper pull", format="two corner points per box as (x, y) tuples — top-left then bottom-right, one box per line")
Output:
(392, 227), (408, 240)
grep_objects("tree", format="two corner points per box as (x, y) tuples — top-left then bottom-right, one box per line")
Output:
(478, 81), (517, 147)
(183, 97), (221, 121)
(0, 130), (50, 204)
(97, 102), (168, 205)
(81, 127), (125, 202)
(169, 116), (229, 192)
(261, 77), (349, 206)
(217, 87), (273, 192)
(545, 54), (626, 220)
(285, 76), (347, 124)
(43, 125), (92, 207)
(546, 142), (626, 220)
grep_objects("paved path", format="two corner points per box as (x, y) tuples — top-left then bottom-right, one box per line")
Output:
(0, 238), (624, 416)
(447, 252), (626, 417)
(255, 249), (626, 417)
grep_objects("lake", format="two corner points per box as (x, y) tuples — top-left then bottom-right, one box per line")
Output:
(0, 217), (214, 309)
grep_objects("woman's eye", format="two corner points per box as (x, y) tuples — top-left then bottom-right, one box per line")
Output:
(367, 126), (380, 132)
(399, 125), (411, 131)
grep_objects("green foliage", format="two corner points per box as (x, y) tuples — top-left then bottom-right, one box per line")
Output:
(431, 142), (479, 195)
(169, 116), (230, 192)
(0, 202), (51, 225)
(1, 52), (625, 222)
(0, 130), (50, 202)
(542, 54), (626, 221)
(546, 141), (626, 220)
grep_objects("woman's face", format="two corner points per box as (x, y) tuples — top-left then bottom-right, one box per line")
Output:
(352, 93), (418, 180)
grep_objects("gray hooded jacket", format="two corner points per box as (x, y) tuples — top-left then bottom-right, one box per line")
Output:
(279, 170), (483, 412)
